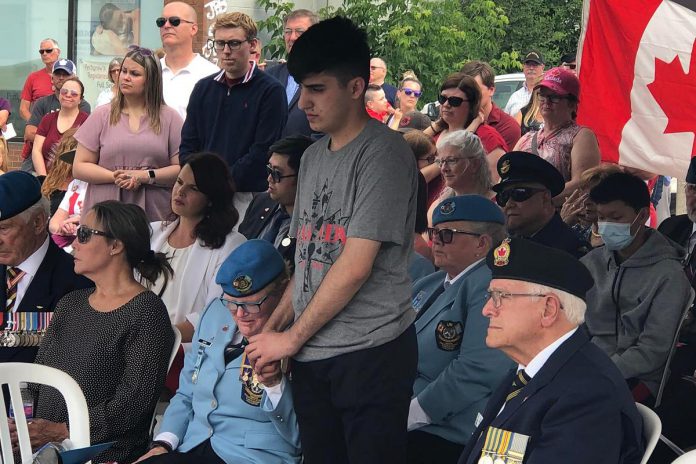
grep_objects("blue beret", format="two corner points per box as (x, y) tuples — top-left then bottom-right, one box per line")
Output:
(487, 238), (594, 301)
(0, 171), (42, 221)
(216, 239), (286, 297)
(432, 195), (505, 226)
(493, 151), (565, 197)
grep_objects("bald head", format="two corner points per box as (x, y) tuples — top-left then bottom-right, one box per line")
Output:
(166, 1), (196, 22)
(160, 1), (198, 51)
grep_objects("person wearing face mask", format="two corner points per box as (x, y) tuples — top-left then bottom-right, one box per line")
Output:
(581, 172), (691, 405)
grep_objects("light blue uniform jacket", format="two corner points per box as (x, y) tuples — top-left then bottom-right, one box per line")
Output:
(159, 300), (301, 463)
(411, 261), (514, 444)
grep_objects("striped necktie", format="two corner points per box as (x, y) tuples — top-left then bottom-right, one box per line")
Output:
(505, 369), (531, 403)
(6, 267), (26, 313)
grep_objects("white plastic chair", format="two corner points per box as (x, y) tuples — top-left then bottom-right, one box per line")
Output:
(0, 363), (90, 463)
(149, 325), (182, 437)
(637, 403), (662, 464)
(673, 449), (696, 463)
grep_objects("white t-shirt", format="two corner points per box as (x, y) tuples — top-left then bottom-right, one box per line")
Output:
(151, 239), (194, 324)
(58, 179), (88, 217)
(161, 54), (219, 119)
(95, 88), (114, 108)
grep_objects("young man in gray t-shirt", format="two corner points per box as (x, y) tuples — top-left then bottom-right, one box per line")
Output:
(246, 16), (418, 464)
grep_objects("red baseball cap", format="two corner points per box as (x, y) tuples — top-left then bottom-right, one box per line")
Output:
(535, 67), (580, 98)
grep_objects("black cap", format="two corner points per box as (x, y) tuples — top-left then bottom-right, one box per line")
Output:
(487, 238), (594, 301)
(523, 51), (544, 65)
(687, 157), (696, 184)
(492, 151), (565, 196)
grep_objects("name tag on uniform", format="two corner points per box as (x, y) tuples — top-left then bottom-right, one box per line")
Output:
(412, 290), (426, 311)
(478, 426), (529, 464)
(475, 412), (483, 427)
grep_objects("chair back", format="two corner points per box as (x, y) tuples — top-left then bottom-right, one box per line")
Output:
(149, 325), (182, 437)
(637, 403), (662, 464)
(672, 449), (696, 463)
(168, 325), (182, 372)
(0, 362), (90, 463)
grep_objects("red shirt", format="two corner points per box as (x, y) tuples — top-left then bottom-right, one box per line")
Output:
(21, 69), (53, 103)
(487, 103), (521, 149)
(366, 107), (388, 122)
(36, 111), (89, 169)
(475, 124), (508, 153)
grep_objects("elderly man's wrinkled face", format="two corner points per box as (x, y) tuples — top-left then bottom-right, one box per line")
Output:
(222, 288), (282, 338)
(430, 220), (482, 276)
(0, 212), (47, 267)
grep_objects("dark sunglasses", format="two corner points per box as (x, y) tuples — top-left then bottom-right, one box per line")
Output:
(401, 88), (422, 98)
(266, 164), (297, 183)
(76, 226), (113, 244)
(562, 63), (577, 70)
(127, 45), (154, 56)
(438, 95), (467, 107)
(495, 187), (546, 207)
(427, 227), (481, 244)
(39, 48), (54, 55)
(156, 16), (194, 27)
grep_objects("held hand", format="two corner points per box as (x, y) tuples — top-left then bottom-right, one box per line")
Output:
(113, 170), (142, 191)
(133, 446), (169, 463)
(256, 360), (283, 387)
(246, 331), (300, 372)
(59, 221), (78, 236)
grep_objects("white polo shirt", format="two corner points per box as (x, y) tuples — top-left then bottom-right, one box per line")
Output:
(161, 54), (219, 120)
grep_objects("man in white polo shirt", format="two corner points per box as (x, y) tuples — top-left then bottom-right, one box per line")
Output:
(158, 1), (218, 119)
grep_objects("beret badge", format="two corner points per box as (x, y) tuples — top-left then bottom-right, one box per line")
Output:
(232, 275), (253, 294)
(493, 239), (511, 267)
(500, 160), (511, 175)
(440, 200), (456, 215)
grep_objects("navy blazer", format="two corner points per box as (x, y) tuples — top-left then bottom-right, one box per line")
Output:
(266, 63), (316, 139)
(0, 239), (93, 363)
(458, 329), (644, 464)
(237, 193), (295, 267)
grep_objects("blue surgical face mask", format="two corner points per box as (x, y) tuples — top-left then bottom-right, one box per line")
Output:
(597, 215), (641, 251)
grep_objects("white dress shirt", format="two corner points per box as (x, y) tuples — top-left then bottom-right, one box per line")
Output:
(12, 237), (50, 311)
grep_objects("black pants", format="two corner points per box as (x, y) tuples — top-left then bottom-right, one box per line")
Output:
(139, 440), (225, 464)
(291, 325), (417, 464)
(407, 430), (465, 464)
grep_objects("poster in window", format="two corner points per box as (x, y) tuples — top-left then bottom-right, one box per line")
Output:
(90, 0), (140, 56)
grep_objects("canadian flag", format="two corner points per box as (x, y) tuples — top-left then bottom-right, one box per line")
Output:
(577, 0), (696, 178)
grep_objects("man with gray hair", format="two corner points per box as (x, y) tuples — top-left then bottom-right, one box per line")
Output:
(457, 237), (644, 464)
(0, 171), (92, 365)
(20, 38), (60, 121)
(266, 8), (319, 137)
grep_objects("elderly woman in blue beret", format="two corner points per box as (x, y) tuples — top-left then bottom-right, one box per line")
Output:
(135, 239), (301, 464)
(407, 195), (515, 463)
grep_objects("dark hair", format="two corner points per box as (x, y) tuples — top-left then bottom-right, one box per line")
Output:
(589, 172), (650, 212)
(268, 135), (314, 173)
(403, 130), (434, 159)
(415, 172), (428, 234)
(440, 73), (482, 128)
(184, 152), (239, 249)
(560, 53), (576, 64)
(460, 60), (495, 88)
(92, 201), (173, 292)
(288, 16), (370, 88)
(61, 76), (85, 99)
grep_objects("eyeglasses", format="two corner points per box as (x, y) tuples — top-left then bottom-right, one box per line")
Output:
(495, 187), (546, 207)
(538, 94), (569, 104)
(266, 164), (297, 183)
(283, 28), (307, 36)
(59, 88), (80, 98)
(207, 39), (250, 52)
(562, 63), (577, 70)
(219, 293), (270, 314)
(438, 95), (467, 107)
(156, 16), (194, 27)
(418, 154), (436, 165)
(486, 289), (550, 309)
(127, 45), (154, 57)
(369, 65), (385, 71)
(401, 88), (422, 98)
(76, 226), (113, 244)
(427, 227), (481, 244)
(434, 157), (469, 168)
(39, 48), (55, 55)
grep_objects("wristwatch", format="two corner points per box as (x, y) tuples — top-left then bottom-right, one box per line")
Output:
(147, 170), (156, 185)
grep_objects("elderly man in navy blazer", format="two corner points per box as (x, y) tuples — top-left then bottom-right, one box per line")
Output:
(408, 195), (514, 463)
(0, 171), (91, 364)
(458, 238), (644, 464)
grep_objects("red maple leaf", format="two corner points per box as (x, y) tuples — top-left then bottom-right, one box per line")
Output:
(647, 39), (696, 154)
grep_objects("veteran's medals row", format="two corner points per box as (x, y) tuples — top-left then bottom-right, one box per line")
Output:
(0, 331), (45, 347)
(0, 311), (52, 347)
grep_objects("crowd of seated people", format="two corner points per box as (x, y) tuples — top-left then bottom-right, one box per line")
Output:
(4, 7), (696, 464)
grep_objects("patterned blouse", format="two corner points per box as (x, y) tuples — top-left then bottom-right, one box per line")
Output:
(516, 121), (583, 181)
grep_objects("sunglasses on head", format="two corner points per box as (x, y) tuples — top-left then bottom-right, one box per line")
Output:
(39, 48), (54, 55)
(127, 45), (154, 57)
(495, 187), (546, 207)
(427, 227), (481, 244)
(59, 88), (80, 98)
(438, 95), (467, 107)
(76, 226), (113, 244)
(156, 16), (194, 27)
(266, 164), (297, 183)
(401, 88), (422, 98)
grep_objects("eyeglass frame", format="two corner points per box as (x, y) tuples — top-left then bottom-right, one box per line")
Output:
(219, 293), (270, 314)
(495, 187), (547, 207)
(207, 38), (252, 52)
(266, 164), (298, 183)
(486, 289), (563, 309)
(427, 227), (481, 244)
(538, 93), (570, 104)
(400, 88), (422, 98)
(156, 16), (194, 28)
(283, 28), (307, 36)
(434, 156), (470, 169)
(438, 95), (467, 107)
(59, 88), (80, 98)
(39, 48), (55, 55)
(76, 226), (114, 244)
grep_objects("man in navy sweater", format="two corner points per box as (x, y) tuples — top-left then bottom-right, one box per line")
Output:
(179, 12), (287, 193)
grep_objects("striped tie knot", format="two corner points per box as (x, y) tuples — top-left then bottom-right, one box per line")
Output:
(505, 369), (531, 403)
(6, 266), (26, 313)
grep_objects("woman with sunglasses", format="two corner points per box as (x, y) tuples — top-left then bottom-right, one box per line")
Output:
(31, 77), (89, 176)
(388, 73), (423, 129)
(148, 152), (246, 345)
(96, 57), (123, 108)
(74, 46), (183, 222)
(425, 73), (508, 181)
(514, 67), (600, 202)
(134, 240), (301, 464)
(28, 201), (175, 463)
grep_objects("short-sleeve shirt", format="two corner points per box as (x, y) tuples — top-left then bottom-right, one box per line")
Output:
(74, 105), (183, 221)
(488, 103), (521, 149)
(36, 111), (89, 169)
(57, 179), (88, 217)
(23, 95), (92, 159)
(290, 118), (418, 361)
(475, 124), (508, 153)
(21, 69), (53, 103)
(0, 98), (11, 114)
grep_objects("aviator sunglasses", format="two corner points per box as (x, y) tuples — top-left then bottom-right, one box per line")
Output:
(156, 16), (194, 27)
(495, 187), (546, 207)
(438, 95), (467, 107)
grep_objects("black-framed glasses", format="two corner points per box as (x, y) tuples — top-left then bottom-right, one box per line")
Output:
(156, 16), (194, 28)
(266, 164), (297, 183)
(486, 289), (550, 309)
(76, 226), (113, 244)
(39, 48), (54, 55)
(427, 227), (481, 244)
(418, 154), (436, 165)
(538, 94), (569, 104)
(219, 294), (270, 314)
(127, 45), (154, 57)
(207, 39), (250, 52)
(496, 187), (546, 207)
(438, 95), (467, 107)
(401, 88), (422, 98)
